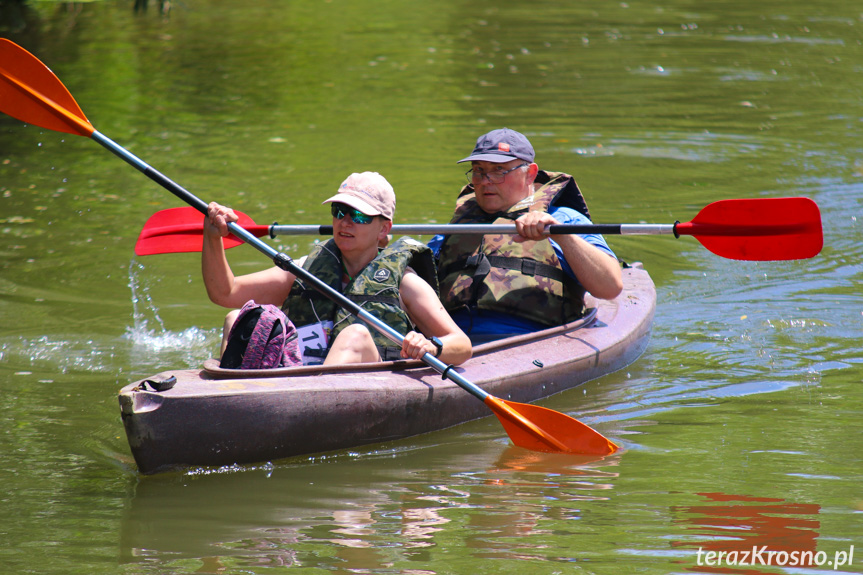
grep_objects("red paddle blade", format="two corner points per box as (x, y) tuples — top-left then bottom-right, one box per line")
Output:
(135, 207), (268, 255)
(676, 197), (823, 261)
(0, 39), (94, 137)
(485, 396), (618, 455)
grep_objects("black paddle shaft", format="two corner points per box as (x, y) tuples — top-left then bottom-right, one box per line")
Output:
(268, 223), (629, 237)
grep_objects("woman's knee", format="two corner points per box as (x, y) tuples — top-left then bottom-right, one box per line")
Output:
(333, 323), (374, 348)
(220, 309), (242, 357)
(223, 309), (241, 335)
(325, 323), (379, 364)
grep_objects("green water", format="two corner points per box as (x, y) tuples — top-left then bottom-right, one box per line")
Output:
(1, 0), (861, 573)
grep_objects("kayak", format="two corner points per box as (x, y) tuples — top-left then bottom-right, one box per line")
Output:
(118, 264), (655, 474)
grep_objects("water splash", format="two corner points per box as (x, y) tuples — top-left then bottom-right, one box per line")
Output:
(1, 336), (114, 374)
(122, 260), (219, 370)
(0, 263), (219, 376)
(126, 260), (168, 335)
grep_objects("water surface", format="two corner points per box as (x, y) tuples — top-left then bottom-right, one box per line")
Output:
(0, 1), (861, 573)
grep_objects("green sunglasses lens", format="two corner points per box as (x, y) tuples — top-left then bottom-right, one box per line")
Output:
(351, 211), (373, 224)
(331, 203), (373, 224)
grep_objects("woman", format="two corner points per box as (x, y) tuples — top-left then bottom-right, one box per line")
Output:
(202, 172), (472, 366)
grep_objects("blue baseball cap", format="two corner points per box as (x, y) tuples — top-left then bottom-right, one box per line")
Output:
(457, 128), (536, 164)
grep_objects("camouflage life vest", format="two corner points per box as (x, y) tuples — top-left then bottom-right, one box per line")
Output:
(436, 170), (589, 327)
(283, 236), (439, 362)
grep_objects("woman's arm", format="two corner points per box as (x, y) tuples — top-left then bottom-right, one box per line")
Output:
(399, 272), (472, 365)
(201, 202), (297, 308)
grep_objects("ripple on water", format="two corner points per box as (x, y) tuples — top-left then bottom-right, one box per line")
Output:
(572, 131), (768, 163)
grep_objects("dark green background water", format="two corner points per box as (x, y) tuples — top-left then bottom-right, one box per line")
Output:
(1, 1), (860, 573)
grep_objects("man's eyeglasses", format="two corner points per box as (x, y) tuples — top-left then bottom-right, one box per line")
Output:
(465, 162), (529, 185)
(331, 202), (375, 225)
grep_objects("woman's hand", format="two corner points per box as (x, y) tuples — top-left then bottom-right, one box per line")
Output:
(401, 330), (437, 360)
(205, 202), (239, 238)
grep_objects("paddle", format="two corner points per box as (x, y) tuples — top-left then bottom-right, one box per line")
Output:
(136, 199), (822, 261)
(0, 38), (617, 456)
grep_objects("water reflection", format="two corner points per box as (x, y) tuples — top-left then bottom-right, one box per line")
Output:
(0, 1), (38, 36)
(119, 462), (387, 568)
(489, 446), (619, 485)
(671, 492), (822, 574)
(120, 445), (625, 571)
(133, 0), (171, 16)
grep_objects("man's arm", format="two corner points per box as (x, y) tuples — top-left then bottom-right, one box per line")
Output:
(514, 210), (623, 300)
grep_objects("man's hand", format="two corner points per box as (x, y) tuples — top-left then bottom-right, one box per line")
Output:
(514, 211), (557, 242)
(514, 210), (623, 300)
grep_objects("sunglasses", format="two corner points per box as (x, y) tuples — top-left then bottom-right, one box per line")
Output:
(331, 202), (375, 225)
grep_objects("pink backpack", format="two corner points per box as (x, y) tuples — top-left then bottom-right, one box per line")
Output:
(219, 300), (303, 369)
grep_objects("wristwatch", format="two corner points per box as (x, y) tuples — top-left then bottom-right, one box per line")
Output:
(429, 336), (443, 358)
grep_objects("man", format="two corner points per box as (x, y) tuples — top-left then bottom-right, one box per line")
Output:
(429, 128), (623, 344)
(203, 172), (472, 366)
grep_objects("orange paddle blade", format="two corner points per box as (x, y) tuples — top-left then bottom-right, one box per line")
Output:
(135, 207), (268, 255)
(484, 395), (618, 455)
(0, 39), (94, 137)
(678, 197), (823, 261)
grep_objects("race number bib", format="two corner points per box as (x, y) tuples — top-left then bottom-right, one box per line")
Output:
(296, 321), (333, 365)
